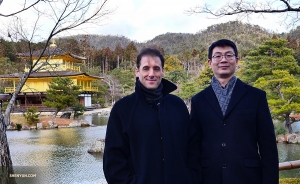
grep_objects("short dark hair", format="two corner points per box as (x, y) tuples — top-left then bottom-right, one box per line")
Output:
(136, 47), (164, 69)
(208, 39), (238, 60)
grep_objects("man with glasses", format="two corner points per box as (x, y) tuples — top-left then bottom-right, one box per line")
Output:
(190, 39), (279, 184)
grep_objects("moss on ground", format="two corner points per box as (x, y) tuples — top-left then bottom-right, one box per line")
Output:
(280, 178), (300, 184)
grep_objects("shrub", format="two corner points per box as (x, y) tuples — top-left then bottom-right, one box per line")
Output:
(16, 123), (22, 131)
(273, 119), (287, 135)
(23, 106), (40, 125)
(72, 104), (86, 119)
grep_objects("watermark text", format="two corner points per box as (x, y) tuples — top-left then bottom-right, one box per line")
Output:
(10, 174), (37, 178)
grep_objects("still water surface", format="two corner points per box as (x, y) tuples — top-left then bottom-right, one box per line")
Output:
(6, 114), (300, 184)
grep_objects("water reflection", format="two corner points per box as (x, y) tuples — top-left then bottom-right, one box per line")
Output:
(80, 115), (109, 126)
(6, 114), (300, 184)
(8, 114), (109, 184)
(278, 143), (300, 178)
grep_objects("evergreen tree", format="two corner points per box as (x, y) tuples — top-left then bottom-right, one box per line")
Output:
(254, 70), (300, 133)
(196, 62), (213, 91)
(178, 82), (198, 108)
(165, 69), (187, 85)
(43, 77), (81, 117)
(242, 38), (300, 133)
(241, 38), (300, 84)
(164, 55), (183, 72)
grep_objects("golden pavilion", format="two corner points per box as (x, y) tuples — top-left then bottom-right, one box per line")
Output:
(0, 41), (102, 111)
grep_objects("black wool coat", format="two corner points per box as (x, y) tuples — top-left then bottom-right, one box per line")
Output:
(190, 78), (279, 184)
(103, 78), (200, 184)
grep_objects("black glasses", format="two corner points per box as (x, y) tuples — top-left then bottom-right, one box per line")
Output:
(212, 53), (236, 62)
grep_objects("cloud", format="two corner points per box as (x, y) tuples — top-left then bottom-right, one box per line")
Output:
(0, 0), (293, 43)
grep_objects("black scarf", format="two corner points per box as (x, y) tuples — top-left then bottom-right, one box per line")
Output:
(137, 79), (163, 106)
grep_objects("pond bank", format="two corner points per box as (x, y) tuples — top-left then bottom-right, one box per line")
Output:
(277, 133), (300, 144)
(7, 107), (112, 130)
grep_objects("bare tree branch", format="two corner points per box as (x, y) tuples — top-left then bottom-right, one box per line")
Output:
(0, 0), (114, 178)
(186, 0), (300, 28)
(0, 0), (49, 17)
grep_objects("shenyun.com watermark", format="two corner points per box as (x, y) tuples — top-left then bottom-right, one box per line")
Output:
(10, 174), (37, 178)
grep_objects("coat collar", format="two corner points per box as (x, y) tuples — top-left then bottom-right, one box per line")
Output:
(135, 78), (177, 97)
(204, 78), (247, 119)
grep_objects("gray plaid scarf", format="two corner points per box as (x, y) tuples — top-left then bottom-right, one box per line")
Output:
(211, 76), (237, 115)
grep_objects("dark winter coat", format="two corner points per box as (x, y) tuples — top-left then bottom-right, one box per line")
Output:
(190, 78), (279, 184)
(103, 78), (200, 184)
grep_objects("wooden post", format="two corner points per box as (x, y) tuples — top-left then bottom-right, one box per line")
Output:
(279, 160), (300, 171)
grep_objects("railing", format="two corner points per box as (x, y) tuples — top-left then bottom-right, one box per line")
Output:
(65, 64), (80, 72)
(81, 86), (98, 92)
(5, 85), (98, 93)
(4, 87), (15, 93)
(279, 160), (300, 171)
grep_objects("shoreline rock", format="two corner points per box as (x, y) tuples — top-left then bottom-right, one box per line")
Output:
(7, 107), (111, 131)
(88, 139), (105, 154)
(277, 133), (300, 144)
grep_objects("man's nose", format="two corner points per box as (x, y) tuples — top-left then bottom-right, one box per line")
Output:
(148, 69), (154, 76)
(220, 56), (228, 62)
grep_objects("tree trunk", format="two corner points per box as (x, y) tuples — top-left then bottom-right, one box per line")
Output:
(105, 56), (108, 74)
(102, 60), (105, 75)
(0, 117), (16, 184)
(0, 68), (30, 184)
(285, 114), (293, 134)
(117, 55), (120, 69)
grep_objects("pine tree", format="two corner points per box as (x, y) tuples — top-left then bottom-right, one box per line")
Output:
(43, 77), (81, 117)
(241, 38), (300, 84)
(242, 38), (300, 133)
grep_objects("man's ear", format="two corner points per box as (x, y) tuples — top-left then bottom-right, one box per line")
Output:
(208, 59), (212, 68)
(135, 67), (139, 77)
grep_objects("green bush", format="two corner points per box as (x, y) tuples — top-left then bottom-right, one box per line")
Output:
(16, 123), (22, 131)
(273, 119), (287, 135)
(23, 106), (40, 125)
(72, 104), (86, 119)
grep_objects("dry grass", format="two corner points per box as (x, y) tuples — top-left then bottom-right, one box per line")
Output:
(280, 178), (300, 184)
(9, 115), (74, 127)
(9, 116), (27, 125)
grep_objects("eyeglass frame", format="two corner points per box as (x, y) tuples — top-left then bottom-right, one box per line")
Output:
(211, 52), (237, 62)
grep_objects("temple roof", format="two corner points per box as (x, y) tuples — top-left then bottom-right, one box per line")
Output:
(17, 45), (86, 60)
(0, 71), (102, 80)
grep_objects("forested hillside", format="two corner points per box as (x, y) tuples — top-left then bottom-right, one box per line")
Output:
(56, 21), (276, 56)
(1, 21), (299, 111)
(143, 21), (275, 55)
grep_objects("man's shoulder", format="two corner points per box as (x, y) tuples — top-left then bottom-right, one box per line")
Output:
(192, 86), (211, 98)
(114, 93), (137, 106)
(237, 79), (266, 94)
(165, 94), (186, 104)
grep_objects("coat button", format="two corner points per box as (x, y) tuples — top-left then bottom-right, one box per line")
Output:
(221, 142), (226, 147)
(223, 164), (227, 169)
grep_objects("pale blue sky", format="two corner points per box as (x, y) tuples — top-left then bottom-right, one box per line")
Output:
(0, 0), (293, 43)
(79, 0), (292, 42)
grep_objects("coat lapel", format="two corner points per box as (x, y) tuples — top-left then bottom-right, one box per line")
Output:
(224, 79), (247, 118)
(203, 86), (223, 119)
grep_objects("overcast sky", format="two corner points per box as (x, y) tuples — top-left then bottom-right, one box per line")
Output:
(0, 0), (292, 43)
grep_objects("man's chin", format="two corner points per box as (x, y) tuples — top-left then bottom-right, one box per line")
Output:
(145, 85), (158, 90)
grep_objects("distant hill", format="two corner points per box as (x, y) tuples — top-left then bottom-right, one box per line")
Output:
(60, 34), (133, 50)
(58, 21), (283, 56)
(142, 21), (276, 55)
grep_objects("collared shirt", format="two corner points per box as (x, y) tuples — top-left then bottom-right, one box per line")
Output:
(211, 76), (237, 115)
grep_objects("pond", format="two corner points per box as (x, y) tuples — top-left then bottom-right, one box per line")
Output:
(6, 114), (300, 184)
